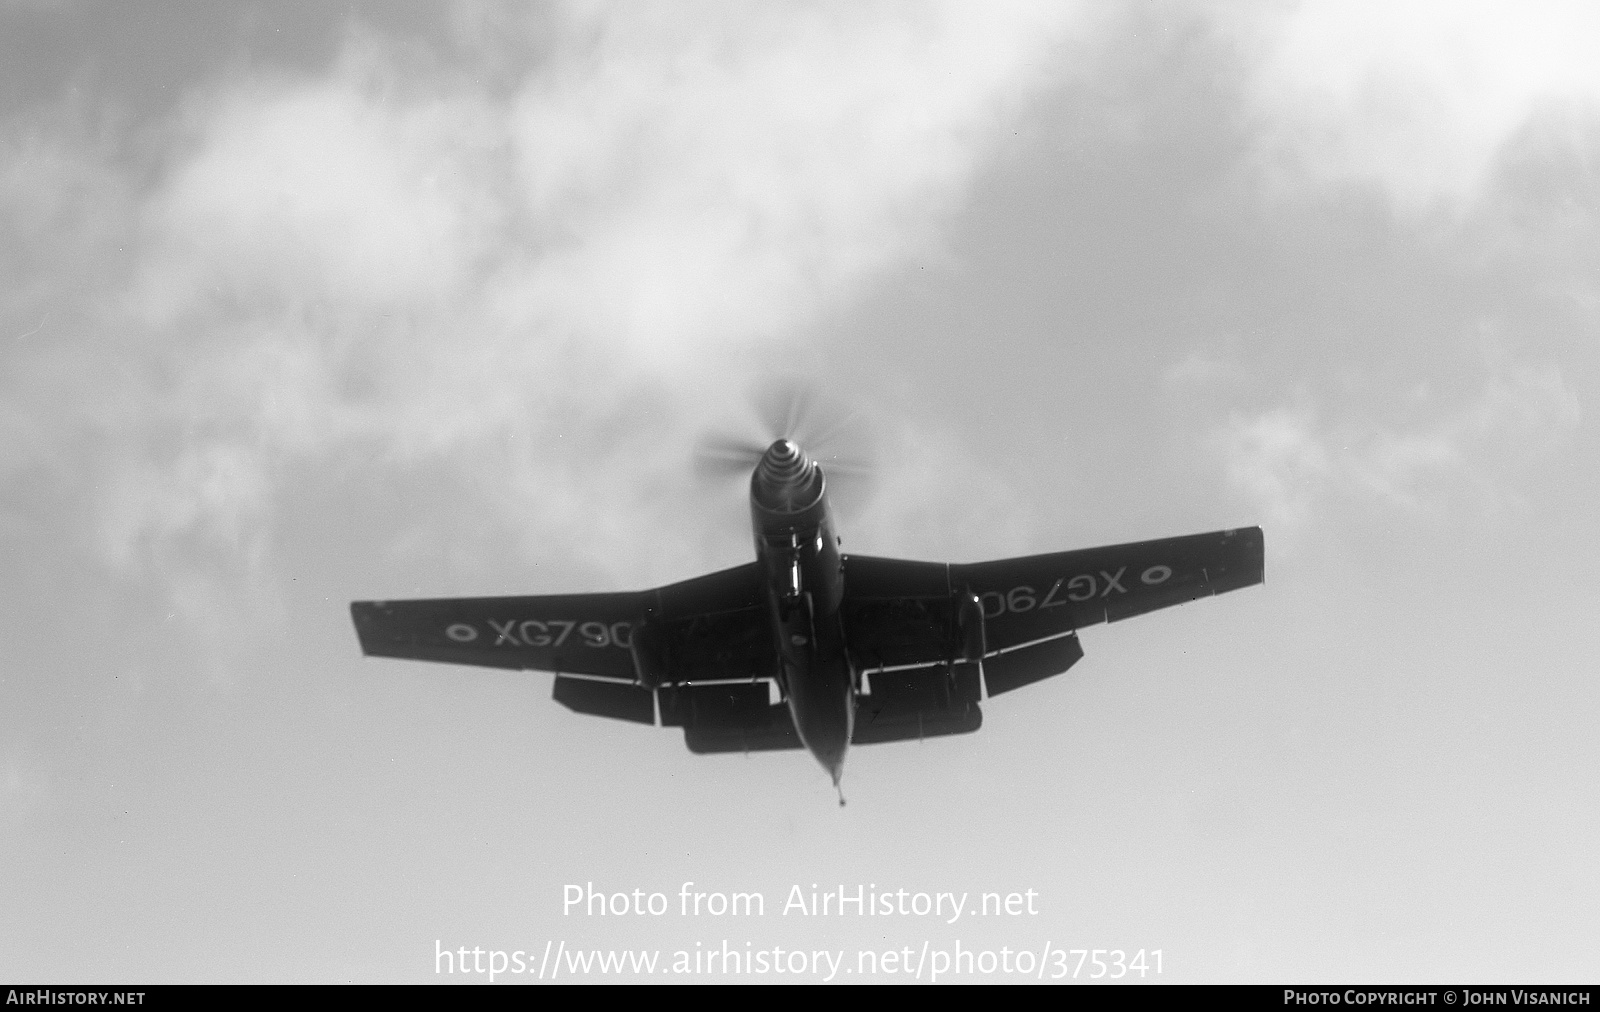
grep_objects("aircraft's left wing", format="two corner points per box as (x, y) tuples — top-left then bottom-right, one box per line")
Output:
(951, 525), (1265, 649)
(842, 526), (1263, 704)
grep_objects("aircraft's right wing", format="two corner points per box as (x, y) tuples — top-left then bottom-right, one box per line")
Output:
(351, 562), (792, 747)
(350, 590), (648, 678)
(643, 563), (795, 753)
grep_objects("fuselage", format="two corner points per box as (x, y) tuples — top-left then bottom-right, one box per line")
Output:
(749, 440), (853, 787)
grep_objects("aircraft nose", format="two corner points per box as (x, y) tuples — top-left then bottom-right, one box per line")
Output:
(753, 439), (817, 512)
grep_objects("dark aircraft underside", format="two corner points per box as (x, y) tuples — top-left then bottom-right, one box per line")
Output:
(353, 438), (1263, 793)
(351, 529), (1264, 752)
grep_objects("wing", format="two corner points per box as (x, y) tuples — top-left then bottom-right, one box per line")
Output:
(350, 562), (774, 679)
(640, 562), (775, 684)
(643, 563), (796, 751)
(952, 525), (1264, 645)
(352, 563), (788, 743)
(840, 556), (986, 743)
(842, 526), (1263, 700)
(351, 591), (648, 677)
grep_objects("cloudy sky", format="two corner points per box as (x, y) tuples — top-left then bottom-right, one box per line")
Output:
(3, 0), (1596, 983)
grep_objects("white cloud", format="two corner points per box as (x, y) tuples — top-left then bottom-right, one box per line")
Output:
(1220, 1), (1600, 209)
(1216, 400), (1332, 536)
(1163, 349), (1249, 391)
(143, 70), (495, 313)
(1, 2), (1082, 610)
(1216, 352), (1581, 538)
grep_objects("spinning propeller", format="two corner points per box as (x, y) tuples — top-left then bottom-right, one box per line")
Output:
(694, 380), (875, 512)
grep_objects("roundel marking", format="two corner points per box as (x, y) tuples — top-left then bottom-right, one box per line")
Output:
(446, 623), (479, 642)
(1141, 565), (1172, 585)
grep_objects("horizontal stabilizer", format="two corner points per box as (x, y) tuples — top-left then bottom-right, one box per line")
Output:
(552, 676), (655, 725)
(684, 717), (803, 753)
(661, 682), (802, 752)
(860, 661), (981, 719)
(983, 633), (1083, 697)
(854, 661), (982, 745)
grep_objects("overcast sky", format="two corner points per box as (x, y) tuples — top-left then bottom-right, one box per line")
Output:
(3, 1), (1597, 984)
